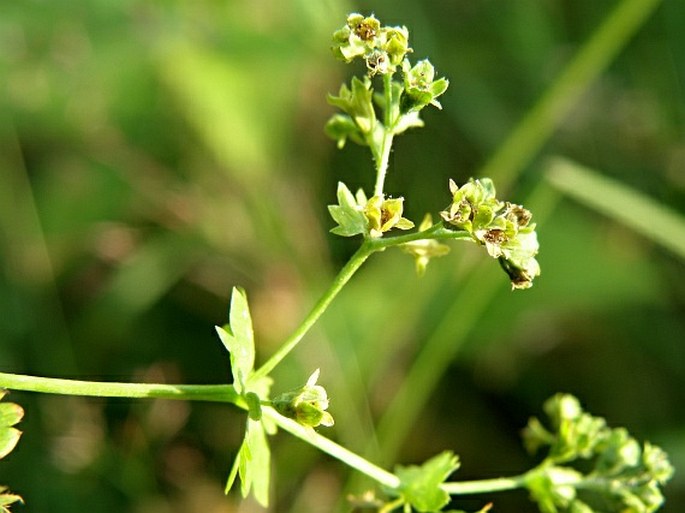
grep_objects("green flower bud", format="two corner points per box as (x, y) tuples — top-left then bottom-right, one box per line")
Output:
(381, 25), (411, 66)
(401, 214), (450, 275)
(332, 14), (411, 76)
(272, 369), (334, 429)
(643, 442), (674, 484)
(524, 394), (674, 513)
(324, 114), (365, 149)
(327, 76), (376, 135)
(498, 256), (539, 290)
(498, 230), (540, 290)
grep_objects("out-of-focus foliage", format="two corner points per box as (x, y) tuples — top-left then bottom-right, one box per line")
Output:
(0, 1), (683, 512)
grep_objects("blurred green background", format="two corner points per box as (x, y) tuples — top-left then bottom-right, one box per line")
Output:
(1, 0), (684, 512)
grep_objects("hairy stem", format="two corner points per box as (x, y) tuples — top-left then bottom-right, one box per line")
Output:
(0, 372), (535, 499)
(370, 222), (472, 249)
(252, 222), (472, 382)
(442, 475), (527, 495)
(0, 372), (240, 403)
(265, 404), (531, 498)
(263, 406), (401, 489)
(373, 73), (395, 197)
(251, 242), (374, 382)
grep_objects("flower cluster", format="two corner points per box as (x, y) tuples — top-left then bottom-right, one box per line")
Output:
(325, 13), (448, 150)
(332, 13), (411, 75)
(272, 369), (334, 429)
(440, 178), (540, 289)
(523, 394), (674, 513)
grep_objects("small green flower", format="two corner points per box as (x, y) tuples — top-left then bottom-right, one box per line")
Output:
(401, 214), (450, 275)
(364, 195), (415, 238)
(348, 13), (380, 42)
(380, 25), (411, 67)
(332, 13), (380, 63)
(440, 178), (501, 233)
(272, 369), (334, 429)
(402, 59), (449, 111)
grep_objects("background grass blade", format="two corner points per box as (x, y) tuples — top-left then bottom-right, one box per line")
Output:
(479, 0), (663, 192)
(546, 157), (685, 261)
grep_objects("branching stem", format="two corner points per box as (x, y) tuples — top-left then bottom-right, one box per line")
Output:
(442, 475), (527, 495)
(0, 372), (534, 499)
(264, 406), (401, 489)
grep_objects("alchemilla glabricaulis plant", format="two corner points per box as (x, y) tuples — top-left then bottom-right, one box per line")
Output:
(0, 13), (673, 513)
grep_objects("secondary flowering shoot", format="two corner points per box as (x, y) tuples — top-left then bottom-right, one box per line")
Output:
(441, 178), (541, 289)
(522, 394), (674, 513)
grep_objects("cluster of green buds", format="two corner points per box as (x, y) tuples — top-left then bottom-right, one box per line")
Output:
(326, 13), (448, 150)
(332, 13), (411, 75)
(272, 369), (334, 429)
(522, 394), (674, 513)
(441, 178), (540, 289)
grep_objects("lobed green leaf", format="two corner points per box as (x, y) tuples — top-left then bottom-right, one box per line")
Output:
(225, 419), (272, 507)
(328, 182), (368, 237)
(395, 451), (460, 512)
(0, 393), (23, 460)
(215, 287), (255, 394)
(0, 486), (23, 513)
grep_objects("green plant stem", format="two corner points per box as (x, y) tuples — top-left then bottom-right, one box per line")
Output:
(263, 405), (401, 489)
(370, 222), (472, 249)
(0, 372), (534, 498)
(442, 475), (527, 495)
(263, 405), (530, 497)
(0, 223), (469, 401)
(0, 372), (240, 404)
(251, 242), (375, 382)
(373, 73), (395, 197)
(252, 223), (471, 383)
